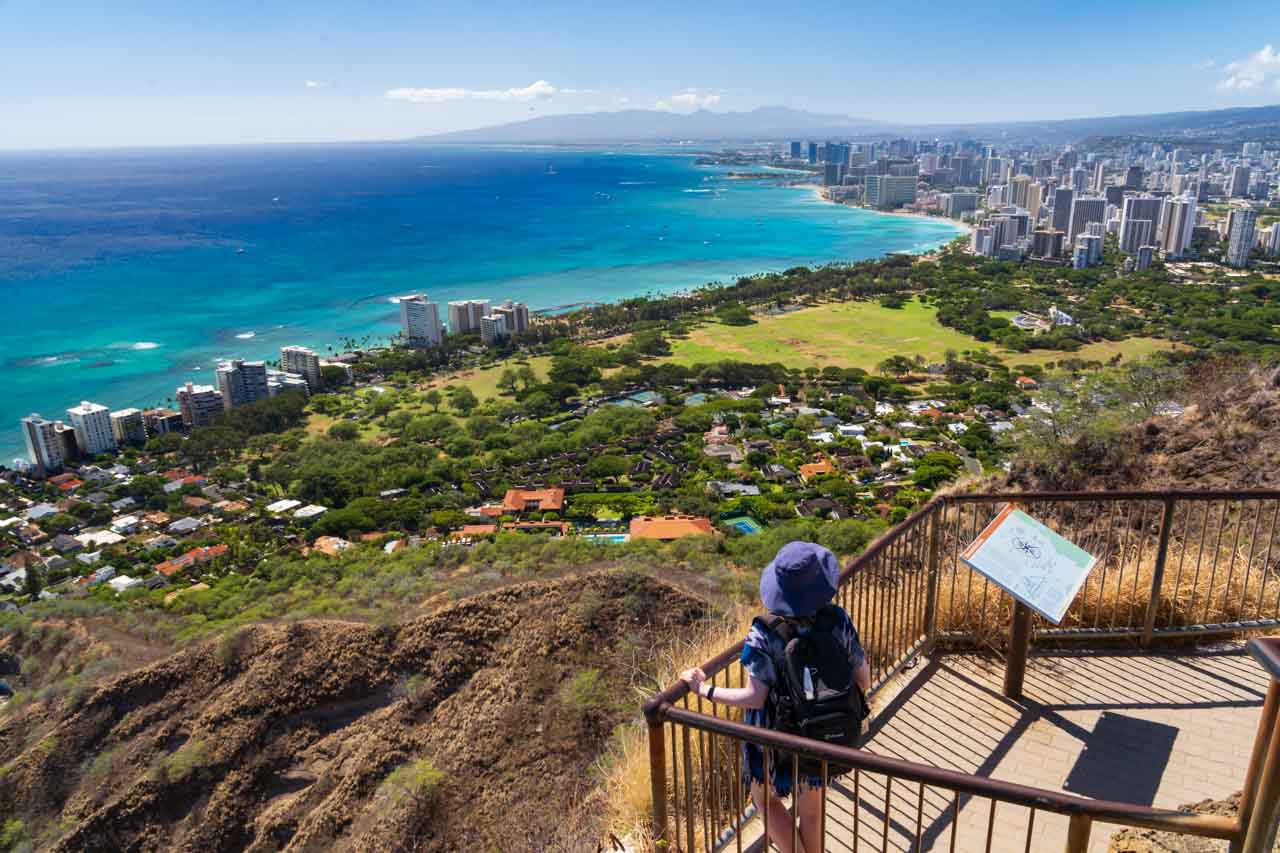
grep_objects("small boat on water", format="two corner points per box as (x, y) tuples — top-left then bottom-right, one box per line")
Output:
(236, 248), (246, 254)
(545, 164), (558, 175)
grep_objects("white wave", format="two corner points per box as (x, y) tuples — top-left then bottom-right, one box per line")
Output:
(235, 332), (256, 340)
(131, 341), (160, 351)
(618, 181), (654, 185)
(682, 188), (713, 193)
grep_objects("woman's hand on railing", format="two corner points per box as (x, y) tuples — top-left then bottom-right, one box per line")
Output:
(679, 667), (707, 695)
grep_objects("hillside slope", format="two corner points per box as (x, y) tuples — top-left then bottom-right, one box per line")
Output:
(0, 570), (706, 852)
(1008, 364), (1280, 492)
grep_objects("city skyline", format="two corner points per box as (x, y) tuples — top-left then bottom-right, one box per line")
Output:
(6, 0), (1280, 149)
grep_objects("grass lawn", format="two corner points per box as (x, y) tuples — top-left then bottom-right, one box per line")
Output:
(664, 298), (1179, 373)
(666, 299), (993, 370)
(1008, 336), (1180, 368)
(422, 356), (552, 400)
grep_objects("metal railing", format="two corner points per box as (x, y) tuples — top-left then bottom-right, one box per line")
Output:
(642, 489), (1280, 852)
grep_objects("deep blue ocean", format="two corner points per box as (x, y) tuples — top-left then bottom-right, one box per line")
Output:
(0, 144), (963, 461)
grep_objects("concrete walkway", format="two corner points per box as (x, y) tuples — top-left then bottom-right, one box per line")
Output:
(743, 645), (1268, 852)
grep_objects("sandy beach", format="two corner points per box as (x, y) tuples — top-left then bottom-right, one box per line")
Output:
(795, 181), (974, 237)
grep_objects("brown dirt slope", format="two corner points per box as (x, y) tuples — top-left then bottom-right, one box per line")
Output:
(1009, 364), (1280, 492)
(0, 569), (706, 852)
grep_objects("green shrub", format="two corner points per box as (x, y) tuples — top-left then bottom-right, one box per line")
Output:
(159, 739), (209, 783)
(557, 668), (610, 711)
(0, 819), (26, 851)
(379, 758), (444, 806)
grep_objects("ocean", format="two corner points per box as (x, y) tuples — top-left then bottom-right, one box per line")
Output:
(0, 144), (964, 461)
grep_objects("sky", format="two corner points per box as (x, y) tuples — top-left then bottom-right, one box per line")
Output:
(3, 0), (1280, 150)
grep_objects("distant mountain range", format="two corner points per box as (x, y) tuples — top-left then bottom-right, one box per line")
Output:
(418, 103), (1280, 145)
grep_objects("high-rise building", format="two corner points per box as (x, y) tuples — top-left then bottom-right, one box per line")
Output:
(1051, 188), (1074, 234)
(266, 370), (310, 397)
(1030, 229), (1064, 258)
(447, 299), (490, 334)
(789, 141), (802, 159)
(216, 359), (270, 410)
(1157, 195), (1197, 259)
(822, 163), (843, 186)
(479, 313), (508, 346)
(280, 346), (323, 392)
(177, 382), (224, 429)
(1265, 224), (1280, 258)
(143, 409), (185, 436)
(1066, 196), (1107, 243)
(1243, 142), (1263, 157)
(865, 174), (917, 209)
(1070, 167), (1088, 192)
(807, 142), (818, 164)
(1119, 196), (1164, 254)
(941, 192), (979, 218)
(67, 400), (115, 456)
(20, 414), (64, 477)
(491, 299), (530, 335)
(1009, 175), (1033, 208)
(1230, 165), (1251, 198)
(1225, 207), (1258, 268)
(1026, 183), (1044, 223)
(1135, 245), (1155, 271)
(110, 408), (147, 447)
(1077, 232), (1104, 266)
(399, 294), (445, 347)
(1091, 160), (1107, 193)
(1124, 165), (1144, 190)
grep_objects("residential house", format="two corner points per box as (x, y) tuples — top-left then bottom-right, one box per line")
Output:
(799, 459), (836, 482)
(500, 488), (565, 515)
(706, 481), (762, 498)
(50, 534), (83, 555)
(796, 498), (851, 520)
(312, 536), (352, 556)
(155, 543), (229, 577)
(629, 515), (715, 541)
(167, 517), (203, 536)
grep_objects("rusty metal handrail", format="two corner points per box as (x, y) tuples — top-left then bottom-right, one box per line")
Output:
(661, 702), (1238, 841)
(644, 489), (1280, 851)
(950, 489), (1280, 502)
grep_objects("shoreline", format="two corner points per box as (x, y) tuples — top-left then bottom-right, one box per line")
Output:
(3, 157), (969, 462)
(793, 181), (975, 237)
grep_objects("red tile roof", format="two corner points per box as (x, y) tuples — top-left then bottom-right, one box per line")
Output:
(628, 515), (714, 541)
(500, 488), (565, 513)
(155, 544), (229, 578)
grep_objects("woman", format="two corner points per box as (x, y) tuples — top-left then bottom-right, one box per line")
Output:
(682, 541), (870, 853)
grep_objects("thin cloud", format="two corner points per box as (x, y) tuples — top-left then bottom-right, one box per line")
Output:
(304, 80), (326, 89)
(1217, 44), (1280, 91)
(654, 89), (722, 112)
(386, 80), (581, 103)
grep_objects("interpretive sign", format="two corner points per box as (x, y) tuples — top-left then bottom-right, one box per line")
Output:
(961, 504), (1097, 625)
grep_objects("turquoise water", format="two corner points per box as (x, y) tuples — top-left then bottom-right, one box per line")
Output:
(0, 145), (964, 461)
(722, 517), (764, 536)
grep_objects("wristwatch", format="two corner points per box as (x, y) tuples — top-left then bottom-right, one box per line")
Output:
(706, 684), (716, 701)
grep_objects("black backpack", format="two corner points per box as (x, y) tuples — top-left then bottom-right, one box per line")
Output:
(757, 605), (868, 778)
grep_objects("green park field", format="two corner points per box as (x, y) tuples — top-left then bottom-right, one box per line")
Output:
(664, 299), (1174, 372)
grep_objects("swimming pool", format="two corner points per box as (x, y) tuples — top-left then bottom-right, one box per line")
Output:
(582, 533), (631, 544)
(722, 517), (763, 536)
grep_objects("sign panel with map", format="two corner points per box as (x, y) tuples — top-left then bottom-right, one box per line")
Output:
(960, 504), (1098, 625)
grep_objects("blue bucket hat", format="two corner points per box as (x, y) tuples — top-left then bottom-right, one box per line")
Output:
(759, 541), (840, 618)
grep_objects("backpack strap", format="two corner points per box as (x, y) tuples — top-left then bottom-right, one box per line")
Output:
(758, 613), (796, 644)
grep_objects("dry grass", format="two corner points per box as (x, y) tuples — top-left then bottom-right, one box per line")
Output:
(596, 499), (1280, 848)
(591, 603), (755, 849)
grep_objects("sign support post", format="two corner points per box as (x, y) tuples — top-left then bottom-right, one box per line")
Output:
(1004, 600), (1033, 700)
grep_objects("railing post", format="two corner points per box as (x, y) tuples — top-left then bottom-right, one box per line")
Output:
(1065, 813), (1092, 852)
(1237, 680), (1280, 851)
(922, 501), (944, 649)
(645, 711), (669, 847)
(1242, 681), (1280, 853)
(1141, 497), (1177, 647)
(1004, 601), (1033, 701)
